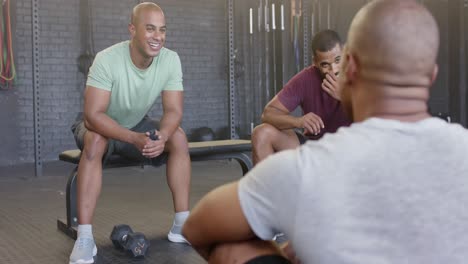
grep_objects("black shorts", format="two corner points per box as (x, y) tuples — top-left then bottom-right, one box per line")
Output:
(245, 255), (292, 264)
(295, 131), (308, 145)
(71, 116), (168, 166)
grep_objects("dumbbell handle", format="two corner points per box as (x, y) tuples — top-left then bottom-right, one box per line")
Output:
(149, 130), (159, 140)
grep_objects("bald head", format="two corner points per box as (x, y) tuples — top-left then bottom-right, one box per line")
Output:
(347, 0), (439, 86)
(131, 2), (164, 25)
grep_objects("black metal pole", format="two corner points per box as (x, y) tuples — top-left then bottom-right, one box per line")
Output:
(32, 0), (42, 177)
(228, 0), (238, 139)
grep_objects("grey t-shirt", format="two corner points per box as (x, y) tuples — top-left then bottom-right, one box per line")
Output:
(239, 117), (468, 264)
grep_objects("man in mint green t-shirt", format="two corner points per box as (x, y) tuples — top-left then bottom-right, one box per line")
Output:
(69, 3), (190, 264)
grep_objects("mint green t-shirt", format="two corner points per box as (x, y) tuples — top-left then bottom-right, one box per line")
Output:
(86, 40), (183, 128)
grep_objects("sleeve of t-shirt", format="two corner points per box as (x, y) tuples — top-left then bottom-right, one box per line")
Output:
(238, 149), (302, 240)
(277, 70), (306, 112)
(164, 53), (184, 91)
(86, 52), (113, 91)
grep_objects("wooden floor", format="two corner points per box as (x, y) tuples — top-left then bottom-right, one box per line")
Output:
(0, 160), (244, 264)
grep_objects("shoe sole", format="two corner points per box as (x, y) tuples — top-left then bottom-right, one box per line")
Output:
(69, 259), (94, 264)
(167, 232), (189, 244)
(69, 245), (97, 264)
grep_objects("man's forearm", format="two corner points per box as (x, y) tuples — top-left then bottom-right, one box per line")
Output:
(159, 111), (182, 140)
(262, 113), (300, 130)
(84, 112), (136, 144)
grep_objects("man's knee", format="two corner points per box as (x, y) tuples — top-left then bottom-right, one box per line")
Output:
(82, 131), (108, 161)
(166, 127), (189, 153)
(252, 124), (280, 147)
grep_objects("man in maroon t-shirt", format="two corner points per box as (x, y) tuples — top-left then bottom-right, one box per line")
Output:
(252, 30), (351, 164)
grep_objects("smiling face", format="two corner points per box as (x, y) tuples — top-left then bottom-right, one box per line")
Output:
(129, 5), (166, 68)
(313, 43), (342, 78)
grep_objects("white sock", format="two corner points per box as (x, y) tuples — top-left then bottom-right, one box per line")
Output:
(170, 211), (189, 234)
(174, 211), (190, 226)
(77, 224), (93, 239)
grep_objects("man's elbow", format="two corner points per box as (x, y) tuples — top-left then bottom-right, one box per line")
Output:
(260, 112), (268, 123)
(182, 216), (198, 246)
(261, 106), (278, 123)
(182, 220), (211, 260)
(181, 218), (190, 241)
(83, 110), (104, 131)
(83, 116), (93, 130)
(83, 112), (97, 130)
(182, 216), (194, 245)
(182, 212), (213, 248)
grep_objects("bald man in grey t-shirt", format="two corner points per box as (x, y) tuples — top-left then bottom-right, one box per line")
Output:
(239, 117), (468, 263)
(182, 1), (468, 263)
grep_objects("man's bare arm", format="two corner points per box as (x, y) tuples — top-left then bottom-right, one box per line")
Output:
(83, 86), (145, 147)
(140, 90), (184, 158)
(262, 96), (324, 133)
(182, 182), (256, 260)
(261, 96), (300, 130)
(158, 90), (184, 141)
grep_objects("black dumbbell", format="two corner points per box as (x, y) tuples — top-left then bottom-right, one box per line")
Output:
(149, 130), (159, 140)
(110, 224), (150, 258)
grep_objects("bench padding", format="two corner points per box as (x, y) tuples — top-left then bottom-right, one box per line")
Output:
(59, 139), (252, 164)
(58, 149), (81, 164)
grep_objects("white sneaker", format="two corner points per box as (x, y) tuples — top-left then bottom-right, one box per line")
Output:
(168, 230), (189, 243)
(167, 224), (189, 244)
(69, 237), (97, 264)
(273, 233), (285, 241)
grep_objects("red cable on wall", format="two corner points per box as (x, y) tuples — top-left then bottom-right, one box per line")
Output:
(0, 0), (16, 89)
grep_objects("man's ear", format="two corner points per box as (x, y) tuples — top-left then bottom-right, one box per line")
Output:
(312, 56), (317, 68)
(344, 53), (358, 85)
(128, 23), (136, 37)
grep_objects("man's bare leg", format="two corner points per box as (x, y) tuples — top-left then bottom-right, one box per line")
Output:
(77, 131), (108, 224)
(165, 127), (191, 243)
(70, 131), (108, 264)
(252, 124), (301, 165)
(165, 127), (191, 212)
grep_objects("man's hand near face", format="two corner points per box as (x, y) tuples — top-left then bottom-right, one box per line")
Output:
(321, 73), (341, 101)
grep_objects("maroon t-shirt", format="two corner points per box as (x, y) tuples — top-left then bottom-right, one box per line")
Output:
(277, 66), (351, 140)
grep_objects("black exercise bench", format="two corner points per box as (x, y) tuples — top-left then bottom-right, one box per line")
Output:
(57, 139), (252, 240)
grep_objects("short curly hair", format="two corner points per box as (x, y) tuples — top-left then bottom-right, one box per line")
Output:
(311, 30), (342, 57)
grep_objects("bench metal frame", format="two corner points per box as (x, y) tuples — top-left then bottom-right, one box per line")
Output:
(57, 140), (252, 240)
